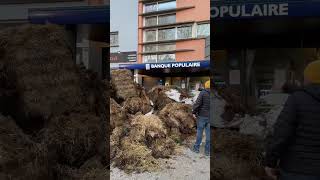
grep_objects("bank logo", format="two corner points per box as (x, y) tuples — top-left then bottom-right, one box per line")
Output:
(146, 64), (150, 70)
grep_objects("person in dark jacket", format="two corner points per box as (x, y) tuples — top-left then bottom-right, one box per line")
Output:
(265, 60), (320, 180)
(192, 80), (210, 156)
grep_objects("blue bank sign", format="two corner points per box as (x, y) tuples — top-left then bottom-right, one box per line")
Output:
(118, 60), (210, 70)
(146, 62), (201, 70)
(211, 0), (320, 20)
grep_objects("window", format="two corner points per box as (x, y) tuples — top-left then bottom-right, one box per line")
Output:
(145, 3), (157, 13)
(144, 14), (176, 27)
(143, 54), (175, 63)
(158, 44), (175, 51)
(144, 43), (175, 52)
(143, 55), (157, 63)
(158, 28), (175, 41)
(177, 26), (192, 39)
(144, 44), (157, 52)
(144, 1), (176, 13)
(158, 14), (176, 25)
(197, 23), (210, 37)
(158, 1), (176, 11)
(145, 30), (157, 42)
(145, 16), (157, 27)
(110, 47), (119, 53)
(158, 54), (175, 62)
(110, 32), (118, 47)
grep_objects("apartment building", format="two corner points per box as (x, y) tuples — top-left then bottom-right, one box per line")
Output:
(138, 0), (210, 64)
(115, 0), (210, 91)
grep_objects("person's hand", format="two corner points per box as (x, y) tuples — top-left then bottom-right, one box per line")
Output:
(265, 167), (279, 180)
(192, 114), (197, 119)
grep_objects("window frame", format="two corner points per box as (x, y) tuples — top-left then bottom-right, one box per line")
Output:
(143, 43), (176, 52)
(144, 29), (157, 42)
(158, 27), (176, 41)
(143, 23), (195, 43)
(196, 23), (210, 38)
(110, 31), (119, 47)
(143, 53), (176, 63)
(177, 25), (193, 39)
(143, 0), (176, 13)
(144, 16), (158, 27)
(144, 13), (176, 27)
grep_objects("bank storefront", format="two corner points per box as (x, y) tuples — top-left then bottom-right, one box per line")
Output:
(118, 60), (210, 92)
(212, 0), (320, 107)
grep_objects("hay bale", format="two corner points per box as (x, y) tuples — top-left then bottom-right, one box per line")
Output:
(114, 137), (159, 173)
(44, 113), (103, 167)
(110, 126), (126, 160)
(111, 69), (138, 101)
(136, 83), (151, 102)
(123, 97), (152, 115)
(110, 98), (126, 130)
(213, 129), (262, 161)
(159, 103), (196, 135)
(0, 114), (50, 179)
(112, 114), (177, 172)
(147, 138), (176, 158)
(54, 157), (108, 180)
(129, 114), (167, 142)
(212, 129), (266, 179)
(148, 86), (173, 110)
(0, 24), (83, 129)
(212, 154), (266, 180)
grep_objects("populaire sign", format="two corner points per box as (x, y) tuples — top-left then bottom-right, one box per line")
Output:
(211, 3), (288, 18)
(145, 62), (201, 70)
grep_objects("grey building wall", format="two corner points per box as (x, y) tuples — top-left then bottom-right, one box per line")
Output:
(110, 0), (138, 52)
(0, 1), (88, 22)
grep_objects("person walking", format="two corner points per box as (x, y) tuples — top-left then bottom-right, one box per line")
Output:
(192, 80), (210, 156)
(265, 60), (320, 180)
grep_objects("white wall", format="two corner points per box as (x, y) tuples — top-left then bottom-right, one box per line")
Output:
(110, 0), (138, 52)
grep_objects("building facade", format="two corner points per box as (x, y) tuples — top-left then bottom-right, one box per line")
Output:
(138, 0), (210, 64)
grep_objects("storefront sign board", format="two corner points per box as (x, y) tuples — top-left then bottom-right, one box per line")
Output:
(212, 0), (320, 20)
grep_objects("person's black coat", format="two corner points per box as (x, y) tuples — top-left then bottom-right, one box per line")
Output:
(265, 84), (320, 175)
(192, 89), (210, 117)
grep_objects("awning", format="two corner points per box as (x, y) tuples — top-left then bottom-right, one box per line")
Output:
(118, 60), (210, 70)
(28, 6), (109, 24)
(118, 60), (210, 77)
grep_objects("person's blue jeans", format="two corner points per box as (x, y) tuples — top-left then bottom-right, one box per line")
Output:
(193, 116), (210, 154)
(279, 170), (320, 180)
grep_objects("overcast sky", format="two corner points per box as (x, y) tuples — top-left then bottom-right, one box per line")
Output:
(110, 0), (138, 52)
